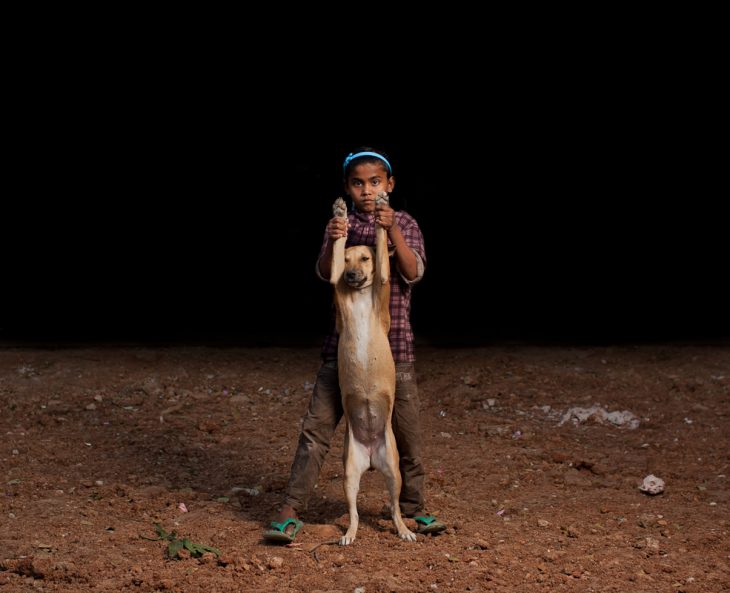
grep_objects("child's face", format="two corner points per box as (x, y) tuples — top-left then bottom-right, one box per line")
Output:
(344, 163), (395, 213)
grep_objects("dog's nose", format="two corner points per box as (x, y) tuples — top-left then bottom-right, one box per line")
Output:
(345, 271), (358, 280)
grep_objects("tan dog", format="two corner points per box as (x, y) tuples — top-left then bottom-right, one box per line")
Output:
(330, 193), (416, 546)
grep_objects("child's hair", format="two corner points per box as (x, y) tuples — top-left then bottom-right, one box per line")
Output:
(343, 147), (392, 179)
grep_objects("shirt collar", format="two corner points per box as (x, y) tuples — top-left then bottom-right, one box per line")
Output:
(352, 210), (375, 224)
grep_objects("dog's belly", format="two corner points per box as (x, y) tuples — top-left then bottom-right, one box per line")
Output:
(338, 298), (395, 449)
(343, 391), (390, 450)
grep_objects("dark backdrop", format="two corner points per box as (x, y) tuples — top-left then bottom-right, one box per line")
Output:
(3, 91), (726, 345)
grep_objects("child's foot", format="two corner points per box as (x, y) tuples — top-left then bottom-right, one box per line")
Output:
(263, 506), (303, 543)
(412, 513), (446, 535)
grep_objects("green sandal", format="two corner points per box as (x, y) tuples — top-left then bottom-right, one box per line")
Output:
(414, 515), (446, 535)
(263, 517), (303, 543)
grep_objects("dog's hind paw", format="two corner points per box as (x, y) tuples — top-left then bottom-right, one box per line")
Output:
(339, 534), (356, 546)
(399, 529), (417, 542)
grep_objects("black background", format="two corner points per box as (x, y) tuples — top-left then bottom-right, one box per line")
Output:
(3, 67), (726, 346)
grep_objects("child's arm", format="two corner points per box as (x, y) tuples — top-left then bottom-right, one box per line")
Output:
(316, 204), (349, 281)
(388, 224), (419, 281)
(317, 240), (334, 280)
(375, 202), (419, 281)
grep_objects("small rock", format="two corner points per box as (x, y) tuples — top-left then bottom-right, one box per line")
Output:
(639, 474), (665, 495)
(306, 523), (341, 539)
(537, 519), (550, 528)
(197, 419), (220, 433)
(645, 537), (660, 551)
(332, 553), (346, 566)
(638, 514), (657, 528)
(551, 451), (570, 463)
(138, 485), (167, 497)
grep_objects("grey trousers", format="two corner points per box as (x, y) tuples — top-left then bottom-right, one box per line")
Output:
(284, 360), (425, 517)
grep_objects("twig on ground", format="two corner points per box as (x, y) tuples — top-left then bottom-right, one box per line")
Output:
(308, 539), (340, 563)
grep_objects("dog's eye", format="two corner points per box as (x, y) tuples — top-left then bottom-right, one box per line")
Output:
(361, 256), (369, 262)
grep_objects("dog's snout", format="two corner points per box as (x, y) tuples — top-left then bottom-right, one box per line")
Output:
(344, 269), (368, 288)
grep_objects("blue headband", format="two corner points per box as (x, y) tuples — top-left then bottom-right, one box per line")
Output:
(343, 151), (392, 175)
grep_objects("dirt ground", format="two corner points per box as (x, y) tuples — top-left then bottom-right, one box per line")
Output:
(1, 343), (728, 593)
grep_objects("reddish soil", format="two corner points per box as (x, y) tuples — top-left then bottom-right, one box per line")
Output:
(1, 343), (728, 593)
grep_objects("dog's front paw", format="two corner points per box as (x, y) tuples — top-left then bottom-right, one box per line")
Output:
(333, 197), (347, 218)
(399, 529), (417, 542)
(339, 534), (356, 546)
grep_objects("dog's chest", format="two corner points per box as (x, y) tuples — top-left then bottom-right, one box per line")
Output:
(346, 293), (374, 365)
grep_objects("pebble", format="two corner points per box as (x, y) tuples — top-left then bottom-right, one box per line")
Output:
(639, 474), (665, 495)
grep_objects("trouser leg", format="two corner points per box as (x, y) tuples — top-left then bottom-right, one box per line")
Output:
(284, 361), (342, 513)
(391, 362), (425, 517)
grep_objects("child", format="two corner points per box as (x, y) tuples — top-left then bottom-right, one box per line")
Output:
(263, 147), (445, 542)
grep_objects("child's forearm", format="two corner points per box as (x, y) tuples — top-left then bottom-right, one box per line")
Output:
(388, 226), (418, 281)
(318, 240), (334, 280)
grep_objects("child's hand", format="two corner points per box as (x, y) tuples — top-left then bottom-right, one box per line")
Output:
(375, 202), (394, 230)
(326, 216), (348, 240)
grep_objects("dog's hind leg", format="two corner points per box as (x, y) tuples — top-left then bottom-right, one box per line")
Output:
(341, 428), (371, 545)
(372, 428), (417, 542)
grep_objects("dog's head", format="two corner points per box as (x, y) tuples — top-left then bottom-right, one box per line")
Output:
(343, 245), (376, 289)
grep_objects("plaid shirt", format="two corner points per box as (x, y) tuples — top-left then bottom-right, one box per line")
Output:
(318, 209), (426, 363)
